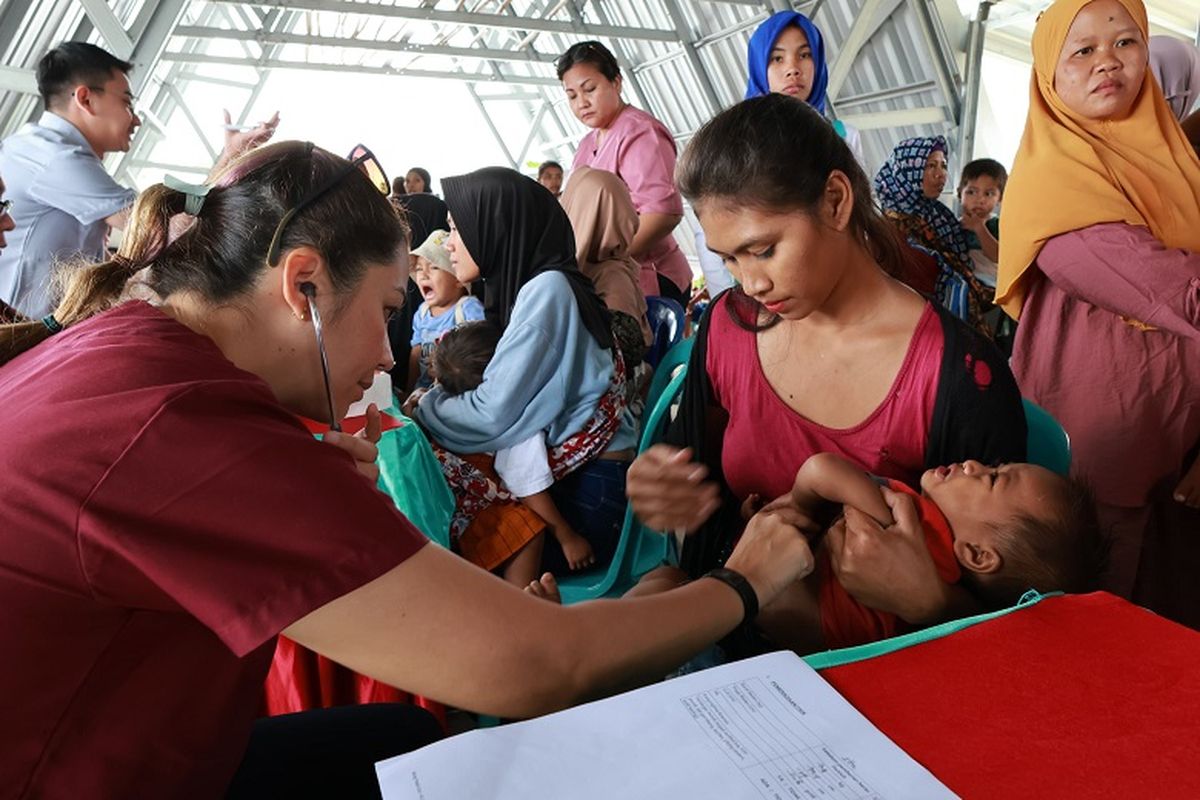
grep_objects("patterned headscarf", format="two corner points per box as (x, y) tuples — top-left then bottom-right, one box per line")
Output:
(875, 136), (989, 331)
(745, 10), (829, 113)
(873, 136), (969, 256)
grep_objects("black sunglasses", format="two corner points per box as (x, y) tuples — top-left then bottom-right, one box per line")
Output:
(266, 142), (390, 267)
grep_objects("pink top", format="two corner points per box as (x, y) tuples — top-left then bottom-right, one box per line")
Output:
(707, 296), (944, 502)
(573, 105), (692, 294)
(1012, 223), (1200, 508)
(0, 302), (428, 798)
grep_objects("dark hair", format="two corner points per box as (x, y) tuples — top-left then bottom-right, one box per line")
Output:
(408, 167), (432, 193)
(538, 160), (563, 178)
(677, 94), (910, 331)
(432, 321), (502, 395)
(971, 475), (1108, 608)
(957, 158), (1008, 195)
(556, 41), (621, 82)
(0, 141), (407, 366)
(37, 42), (133, 108)
(391, 176), (406, 196)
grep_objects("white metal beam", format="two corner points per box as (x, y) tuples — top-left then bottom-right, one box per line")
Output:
(828, 0), (903, 97)
(77, 0), (135, 60)
(126, 0), (189, 98)
(841, 106), (947, 130)
(157, 52), (561, 86)
(0, 65), (37, 95)
(207, 0), (679, 42)
(162, 82), (220, 161)
(171, 24), (556, 66)
(660, 0), (723, 115)
(466, 83), (519, 168)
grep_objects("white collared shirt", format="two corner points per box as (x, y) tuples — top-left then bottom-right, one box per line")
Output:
(0, 112), (136, 317)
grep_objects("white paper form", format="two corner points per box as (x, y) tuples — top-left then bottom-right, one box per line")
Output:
(376, 651), (957, 800)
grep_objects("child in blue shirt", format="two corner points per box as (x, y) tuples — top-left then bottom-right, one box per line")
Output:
(407, 229), (484, 390)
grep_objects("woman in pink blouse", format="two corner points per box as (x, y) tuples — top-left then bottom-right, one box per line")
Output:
(996, 0), (1200, 621)
(557, 41), (692, 307)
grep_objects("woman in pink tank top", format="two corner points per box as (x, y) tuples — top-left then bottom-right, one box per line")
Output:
(627, 95), (1026, 630)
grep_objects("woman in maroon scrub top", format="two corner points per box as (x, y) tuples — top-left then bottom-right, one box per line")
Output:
(0, 141), (815, 799)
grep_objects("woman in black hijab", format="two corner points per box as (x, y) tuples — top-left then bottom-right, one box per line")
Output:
(414, 167), (635, 574)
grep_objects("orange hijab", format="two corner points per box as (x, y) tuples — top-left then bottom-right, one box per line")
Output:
(996, 0), (1200, 318)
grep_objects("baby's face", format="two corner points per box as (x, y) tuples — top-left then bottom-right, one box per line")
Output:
(413, 257), (464, 308)
(959, 176), (1002, 219)
(920, 461), (1061, 544)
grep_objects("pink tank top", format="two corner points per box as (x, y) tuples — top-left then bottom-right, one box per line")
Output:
(707, 297), (944, 502)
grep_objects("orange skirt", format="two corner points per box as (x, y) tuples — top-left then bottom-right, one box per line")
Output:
(456, 453), (547, 572)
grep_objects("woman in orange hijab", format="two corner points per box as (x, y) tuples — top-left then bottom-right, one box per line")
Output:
(997, 0), (1200, 614)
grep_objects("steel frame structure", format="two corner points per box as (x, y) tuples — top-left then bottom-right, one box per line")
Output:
(0, 0), (1196, 189)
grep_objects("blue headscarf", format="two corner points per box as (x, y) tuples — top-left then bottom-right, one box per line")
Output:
(745, 10), (829, 113)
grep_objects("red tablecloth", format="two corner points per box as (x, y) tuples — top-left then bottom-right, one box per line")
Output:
(820, 592), (1200, 799)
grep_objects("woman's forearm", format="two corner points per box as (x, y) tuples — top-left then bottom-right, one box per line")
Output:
(629, 212), (682, 260)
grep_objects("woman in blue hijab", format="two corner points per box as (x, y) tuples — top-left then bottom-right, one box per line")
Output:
(744, 10), (861, 161)
(745, 10), (829, 110)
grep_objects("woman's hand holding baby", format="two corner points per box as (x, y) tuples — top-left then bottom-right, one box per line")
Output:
(826, 488), (951, 625)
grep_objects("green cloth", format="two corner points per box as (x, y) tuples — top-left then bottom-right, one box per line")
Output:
(375, 414), (454, 549)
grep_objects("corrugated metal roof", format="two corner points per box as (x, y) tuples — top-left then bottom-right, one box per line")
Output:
(1, 1), (1197, 192)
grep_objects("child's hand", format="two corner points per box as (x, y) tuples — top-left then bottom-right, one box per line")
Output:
(740, 493), (764, 521)
(1173, 457), (1200, 509)
(560, 530), (596, 571)
(960, 209), (986, 233)
(401, 387), (428, 417)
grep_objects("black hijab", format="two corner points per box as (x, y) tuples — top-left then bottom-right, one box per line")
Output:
(442, 167), (613, 350)
(394, 193), (449, 246)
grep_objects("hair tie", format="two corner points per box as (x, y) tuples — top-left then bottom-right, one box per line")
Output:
(41, 314), (63, 334)
(162, 174), (212, 216)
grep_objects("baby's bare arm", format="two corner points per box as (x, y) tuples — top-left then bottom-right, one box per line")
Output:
(791, 453), (894, 526)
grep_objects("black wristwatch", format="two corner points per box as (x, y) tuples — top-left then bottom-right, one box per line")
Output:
(704, 567), (759, 624)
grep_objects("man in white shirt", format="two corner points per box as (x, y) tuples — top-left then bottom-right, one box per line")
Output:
(0, 42), (277, 318)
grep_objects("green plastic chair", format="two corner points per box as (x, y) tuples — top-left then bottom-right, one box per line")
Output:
(644, 335), (694, 415)
(1023, 399), (1071, 476)
(557, 367), (688, 604)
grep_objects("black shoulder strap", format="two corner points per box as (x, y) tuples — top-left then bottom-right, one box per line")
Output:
(924, 303), (1027, 469)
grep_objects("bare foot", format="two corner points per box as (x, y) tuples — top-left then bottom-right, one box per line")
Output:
(524, 573), (561, 604)
(559, 530), (595, 571)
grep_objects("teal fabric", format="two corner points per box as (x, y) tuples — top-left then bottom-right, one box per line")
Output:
(804, 590), (1057, 670)
(375, 414), (455, 549)
(1023, 399), (1071, 476)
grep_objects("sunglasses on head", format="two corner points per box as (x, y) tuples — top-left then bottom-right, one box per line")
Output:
(266, 142), (390, 267)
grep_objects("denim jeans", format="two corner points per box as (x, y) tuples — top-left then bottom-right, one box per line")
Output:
(544, 458), (630, 575)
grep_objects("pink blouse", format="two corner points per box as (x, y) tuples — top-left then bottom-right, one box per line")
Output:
(573, 105), (692, 295)
(1012, 222), (1200, 507)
